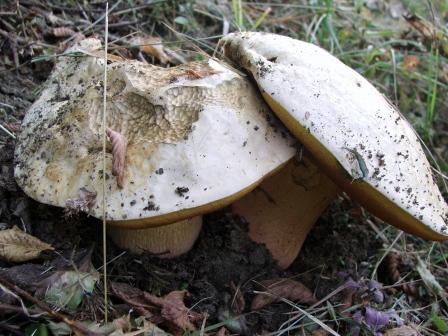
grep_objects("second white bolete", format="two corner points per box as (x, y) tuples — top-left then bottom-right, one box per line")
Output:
(220, 32), (448, 243)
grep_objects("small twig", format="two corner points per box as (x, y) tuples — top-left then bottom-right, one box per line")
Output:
(102, 1), (110, 323)
(0, 303), (45, 316)
(0, 276), (101, 336)
(365, 218), (389, 244)
(0, 124), (16, 139)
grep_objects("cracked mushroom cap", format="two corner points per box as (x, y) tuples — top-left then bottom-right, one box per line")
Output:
(14, 38), (295, 228)
(220, 32), (448, 239)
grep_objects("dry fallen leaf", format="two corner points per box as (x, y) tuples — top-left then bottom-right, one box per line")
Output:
(0, 226), (54, 262)
(251, 278), (316, 310)
(110, 281), (158, 321)
(339, 286), (356, 315)
(405, 14), (438, 40)
(51, 27), (76, 38)
(384, 325), (420, 336)
(106, 128), (127, 189)
(110, 281), (204, 334)
(214, 327), (228, 336)
(130, 36), (171, 64)
(144, 290), (204, 332)
(43, 269), (99, 311)
(404, 14), (448, 57)
(386, 252), (417, 296)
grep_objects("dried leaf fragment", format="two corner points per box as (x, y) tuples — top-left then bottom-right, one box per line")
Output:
(134, 316), (171, 336)
(0, 226), (54, 262)
(131, 36), (171, 64)
(106, 128), (127, 189)
(311, 329), (330, 336)
(110, 282), (204, 333)
(144, 290), (203, 331)
(403, 55), (420, 71)
(85, 50), (124, 63)
(214, 327), (228, 336)
(404, 14), (448, 57)
(50, 27), (76, 38)
(251, 278), (316, 310)
(386, 252), (416, 296)
(183, 68), (222, 80)
(43, 270), (99, 311)
(65, 187), (97, 216)
(384, 325), (420, 336)
(405, 14), (439, 40)
(110, 281), (158, 321)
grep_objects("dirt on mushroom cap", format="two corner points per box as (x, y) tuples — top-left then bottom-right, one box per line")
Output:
(14, 38), (296, 226)
(220, 32), (448, 240)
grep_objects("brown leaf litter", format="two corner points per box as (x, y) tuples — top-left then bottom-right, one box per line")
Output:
(384, 325), (420, 336)
(385, 252), (417, 296)
(110, 281), (205, 335)
(0, 226), (54, 262)
(130, 36), (172, 64)
(251, 277), (317, 310)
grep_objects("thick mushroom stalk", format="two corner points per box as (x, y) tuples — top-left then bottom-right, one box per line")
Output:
(108, 217), (202, 257)
(233, 154), (339, 268)
(220, 32), (448, 241)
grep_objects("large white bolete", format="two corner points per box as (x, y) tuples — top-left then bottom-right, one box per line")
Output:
(14, 38), (296, 256)
(220, 32), (448, 241)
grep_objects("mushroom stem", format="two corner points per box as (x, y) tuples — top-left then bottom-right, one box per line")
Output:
(108, 217), (202, 257)
(233, 154), (339, 269)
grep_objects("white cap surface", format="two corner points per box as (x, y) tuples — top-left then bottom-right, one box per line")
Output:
(15, 38), (295, 227)
(220, 32), (448, 238)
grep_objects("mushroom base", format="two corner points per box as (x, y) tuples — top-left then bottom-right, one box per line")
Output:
(233, 155), (339, 269)
(108, 217), (202, 257)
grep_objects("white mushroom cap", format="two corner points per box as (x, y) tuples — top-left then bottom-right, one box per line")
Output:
(14, 38), (295, 228)
(220, 32), (448, 239)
